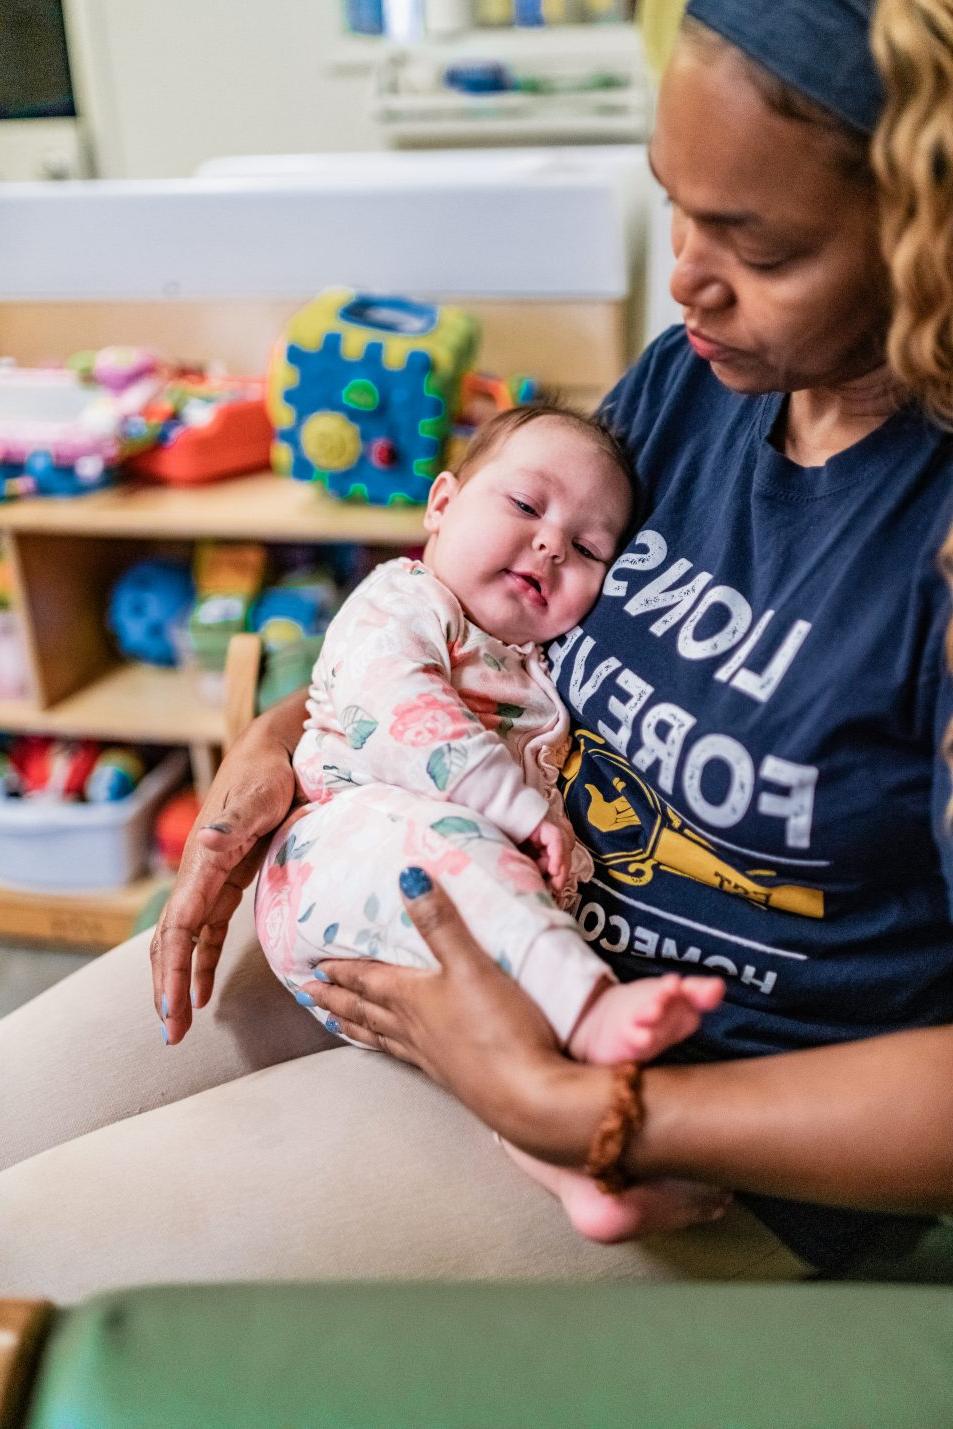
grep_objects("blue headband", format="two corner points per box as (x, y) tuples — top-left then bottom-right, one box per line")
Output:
(684, 0), (883, 135)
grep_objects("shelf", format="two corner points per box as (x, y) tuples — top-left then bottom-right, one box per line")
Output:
(0, 471), (428, 544)
(0, 872), (169, 949)
(377, 111), (644, 145)
(331, 22), (641, 73)
(0, 664), (225, 745)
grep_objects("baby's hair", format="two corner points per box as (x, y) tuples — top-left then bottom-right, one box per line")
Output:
(455, 402), (638, 500)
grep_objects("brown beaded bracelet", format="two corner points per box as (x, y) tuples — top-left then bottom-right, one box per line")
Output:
(582, 1061), (644, 1194)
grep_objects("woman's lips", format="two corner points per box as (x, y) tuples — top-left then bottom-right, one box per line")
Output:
(505, 570), (548, 608)
(687, 329), (741, 363)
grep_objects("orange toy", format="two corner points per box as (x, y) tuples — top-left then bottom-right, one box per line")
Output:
(128, 377), (272, 486)
(154, 788), (203, 870)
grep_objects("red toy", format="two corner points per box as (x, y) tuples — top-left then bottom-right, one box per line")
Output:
(154, 788), (203, 870)
(127, 376), (272, 486)
(9, 737), (102, 800)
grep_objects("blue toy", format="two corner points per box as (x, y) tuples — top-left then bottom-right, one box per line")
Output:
(84, 747), (146, 802)
(267, 288), (479, 506)
(249, 575), (338, 653)
(108, 559), (195, 666)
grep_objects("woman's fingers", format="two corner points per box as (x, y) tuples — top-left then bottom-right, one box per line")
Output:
(298, 969), (417, 1058)
(149, 901), (200, 1043)
(624, 1178), (733, 1234)
(150, 831), (269, 1043)
(153, 786), (291, 1037)
(398, 867), (487, 970)
(305, 961), (425, 1022)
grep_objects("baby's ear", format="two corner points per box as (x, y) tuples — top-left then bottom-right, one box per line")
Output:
(423, 470), (459, 533)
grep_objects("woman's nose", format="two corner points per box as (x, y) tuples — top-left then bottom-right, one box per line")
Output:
(669, 219), (732, 313)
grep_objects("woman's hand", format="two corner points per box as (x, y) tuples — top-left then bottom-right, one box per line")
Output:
(150, 692), (306, 1045)
(301, 867), (732, 1235)
(304, 866), (570, 1146)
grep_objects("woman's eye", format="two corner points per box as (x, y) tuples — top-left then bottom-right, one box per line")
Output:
(741, 254), (791, 272)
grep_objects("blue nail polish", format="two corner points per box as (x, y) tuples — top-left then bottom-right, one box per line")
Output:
(161, 993), (169, 1019)
(325, 1016), (342, 1035)
(294, 989), (317, 1007)
(190, 989), (197, 1007)
(161, 1024), (169, 1045)
(399, 866), (432, 900)
(312, 968), (331, 983)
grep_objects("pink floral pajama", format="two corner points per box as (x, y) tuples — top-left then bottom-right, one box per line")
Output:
(255, 558), (608, 1044)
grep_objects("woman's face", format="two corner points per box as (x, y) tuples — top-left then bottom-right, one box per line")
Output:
(652, 37), (892, 395)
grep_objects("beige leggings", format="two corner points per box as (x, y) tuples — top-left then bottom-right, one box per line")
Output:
(0, 889), (806, 1302)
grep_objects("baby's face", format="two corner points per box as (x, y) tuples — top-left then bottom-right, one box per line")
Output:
(423, 417), (633, 646)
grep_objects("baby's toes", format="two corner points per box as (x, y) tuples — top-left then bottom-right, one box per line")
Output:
(681, 976), (726, 1012)
(642, 989), (709, 1057)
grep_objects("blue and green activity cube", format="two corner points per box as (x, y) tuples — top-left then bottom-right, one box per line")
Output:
(267, 289), (480, 505)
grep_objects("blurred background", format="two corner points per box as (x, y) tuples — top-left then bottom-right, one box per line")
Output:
(0, 0), (686, 1000)
(0, 0), (682, 180)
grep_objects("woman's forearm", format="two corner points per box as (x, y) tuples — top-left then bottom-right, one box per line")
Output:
(631, 1026), (953, 1214)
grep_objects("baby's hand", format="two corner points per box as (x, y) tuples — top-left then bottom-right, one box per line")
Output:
(526, 816), (570, 895)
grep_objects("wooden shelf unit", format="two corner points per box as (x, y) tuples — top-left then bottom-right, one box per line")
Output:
(2, 470), (425, 748)
(0, 470), (425, 948)
(0, 874), (170, 950)
(0, 287), (631, 948)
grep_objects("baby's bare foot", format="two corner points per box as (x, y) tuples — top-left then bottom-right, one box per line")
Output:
(568, 973), (724, 1065)
(502, 1140), (732, 1243)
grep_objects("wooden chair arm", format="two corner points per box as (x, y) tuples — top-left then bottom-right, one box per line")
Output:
(222, 633), (263, 751)
(0, 1299), (53, 1429)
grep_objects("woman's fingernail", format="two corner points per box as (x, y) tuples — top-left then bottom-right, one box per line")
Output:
(399, 866), (432, 900)
(705, 1204), (728, 1222)
(161, 993), (169, 1019)
(161, 1024), (169, 1045)
(311, 968), (330, 983)
(190, 988), (197, 1007)
(325, 1016), (342, 1035)
(294, 989), (317, 1007)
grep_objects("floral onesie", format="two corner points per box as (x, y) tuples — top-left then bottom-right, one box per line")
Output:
(255, 557), (611, 1044)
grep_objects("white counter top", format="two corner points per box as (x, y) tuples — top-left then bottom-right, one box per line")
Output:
(0, 146), (647, 302)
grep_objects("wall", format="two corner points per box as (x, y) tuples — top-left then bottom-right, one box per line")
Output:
(64, 0), (383, 179)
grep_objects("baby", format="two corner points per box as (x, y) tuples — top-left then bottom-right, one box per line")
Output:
(256, 405), (723, 1238)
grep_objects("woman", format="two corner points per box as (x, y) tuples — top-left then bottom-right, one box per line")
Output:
(2, 0), (952, 1298)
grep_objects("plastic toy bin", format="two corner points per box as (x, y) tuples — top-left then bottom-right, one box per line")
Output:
(0, 751), (188, 892)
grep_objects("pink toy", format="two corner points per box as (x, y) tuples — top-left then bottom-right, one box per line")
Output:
(0, 611), (29, 699)
(0, 352), (162, 493)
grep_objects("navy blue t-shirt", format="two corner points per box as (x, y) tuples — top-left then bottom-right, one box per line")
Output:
(552, 326), (953, 1270)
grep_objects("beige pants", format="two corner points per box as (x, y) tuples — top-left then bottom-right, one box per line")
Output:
(0, 889), (806, 1303)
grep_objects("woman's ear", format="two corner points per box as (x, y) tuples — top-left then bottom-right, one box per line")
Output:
(423, 470), (459, 534)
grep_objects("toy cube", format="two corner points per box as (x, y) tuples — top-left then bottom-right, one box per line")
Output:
(267, 289), (479, 505)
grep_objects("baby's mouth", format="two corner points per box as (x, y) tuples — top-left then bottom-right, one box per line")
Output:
(505, 570), (548, 607)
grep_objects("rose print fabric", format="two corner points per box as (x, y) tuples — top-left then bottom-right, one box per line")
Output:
(293, 558), (592, 883)
(256, 784), (608, 1045)
(256, 558), (608, 1044)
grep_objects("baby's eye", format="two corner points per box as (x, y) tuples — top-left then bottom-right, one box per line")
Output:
(573, 541), (603, 562)
(510, 498), (538, 516)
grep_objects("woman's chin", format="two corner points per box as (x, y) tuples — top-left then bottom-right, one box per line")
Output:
(707, 356), (777, 393)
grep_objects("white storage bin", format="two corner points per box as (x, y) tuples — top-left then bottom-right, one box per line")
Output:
(0, 750), (189, 892)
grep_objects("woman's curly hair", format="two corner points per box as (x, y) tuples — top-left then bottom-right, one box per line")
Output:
(872, 0), (953, 429)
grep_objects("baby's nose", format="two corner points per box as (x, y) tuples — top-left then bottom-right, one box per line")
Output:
(534, 527), (565, 560)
